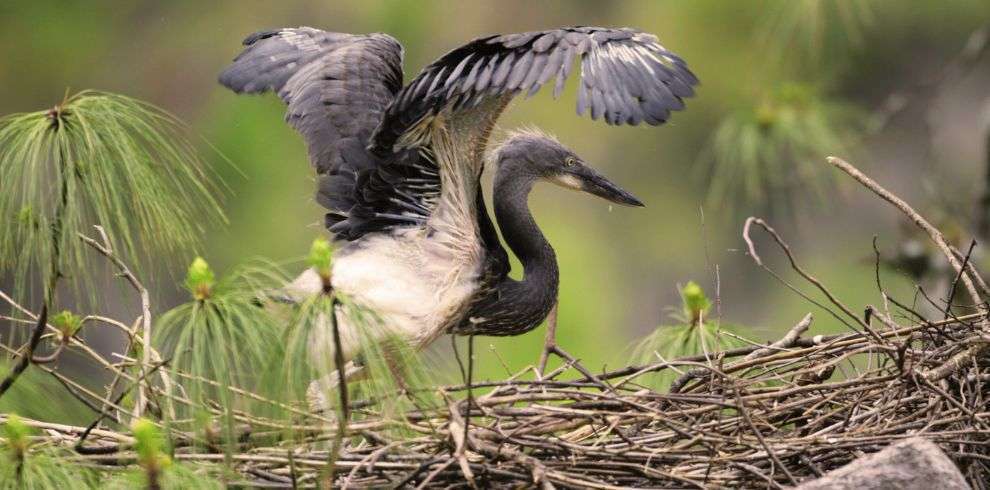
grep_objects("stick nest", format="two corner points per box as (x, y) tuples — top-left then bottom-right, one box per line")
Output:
(3, 157), (990, 488)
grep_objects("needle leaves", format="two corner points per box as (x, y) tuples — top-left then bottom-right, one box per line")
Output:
(631, 282), (749, 391)
(0, 91), (226, 304)
(702, 83), (864, 216)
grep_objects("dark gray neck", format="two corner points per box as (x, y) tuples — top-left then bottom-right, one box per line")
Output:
(494, 172), (556, 277)
(464, 157), (557, 335)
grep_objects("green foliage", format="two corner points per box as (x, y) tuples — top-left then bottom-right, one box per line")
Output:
(0, 359), (88, 424)
(103, 463), (224, 490)
(155, 259), (286, 426)
(132, 418), (168, 470)
(703, 83), (864, 215)
(758, 0), (874, 68)
(2, 414), (30, 456)
(267, 291), (439, 434)
(103, 419), (223, 489)
(345, 296), (440, 427)
(680, 281), (711, 326)
(0, 415), (97, 489)
(631, 282), (750, 391)
(184, 257), (216, 301)
(0, 90), (226, 304)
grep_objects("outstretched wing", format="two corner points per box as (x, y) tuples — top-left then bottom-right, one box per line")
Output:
(370, 26), (697, 156)
(218, 27), (404, 227)
(351, 26), (696, 262)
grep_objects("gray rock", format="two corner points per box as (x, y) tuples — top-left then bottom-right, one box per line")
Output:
(795, 437), (969, 490)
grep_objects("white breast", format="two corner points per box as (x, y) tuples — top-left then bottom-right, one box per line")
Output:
(326, 227), (483, 362)
(315, 115), (490, 364)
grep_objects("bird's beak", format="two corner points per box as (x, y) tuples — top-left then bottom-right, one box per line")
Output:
(552, 165), (645, 207)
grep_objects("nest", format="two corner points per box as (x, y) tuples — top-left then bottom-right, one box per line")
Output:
(26, 309), (987, 488)
(3, 157), (989, 488)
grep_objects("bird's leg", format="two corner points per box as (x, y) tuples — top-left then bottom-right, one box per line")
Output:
(536, 302), (559, 378)
(534, 302), (615, 392)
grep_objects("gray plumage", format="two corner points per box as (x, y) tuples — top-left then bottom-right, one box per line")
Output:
(219, 25), (696, 355)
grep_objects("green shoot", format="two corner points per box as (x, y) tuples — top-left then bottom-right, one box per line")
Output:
(101, 419), (222, 490)
(630, 282), (749, 391)
(308, 238), (333, 288)
(49, 310), (82, 340)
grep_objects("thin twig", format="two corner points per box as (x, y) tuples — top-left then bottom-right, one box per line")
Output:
(0, 305), (48, 400)
(79, 227), (154, 418)
(323, 294), (349, 487)
(827, 156), (982, 308)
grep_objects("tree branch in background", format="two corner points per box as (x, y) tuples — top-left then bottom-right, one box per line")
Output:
(827, 156), (984, 309)
(79, 227), (154, 418)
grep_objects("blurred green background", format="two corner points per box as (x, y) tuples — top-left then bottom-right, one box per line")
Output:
(1, 0), (989, 383)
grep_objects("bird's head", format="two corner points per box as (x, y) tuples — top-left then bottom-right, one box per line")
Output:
(493, 129), (643, 207)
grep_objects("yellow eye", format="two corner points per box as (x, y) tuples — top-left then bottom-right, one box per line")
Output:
(564, 157), (577, 166)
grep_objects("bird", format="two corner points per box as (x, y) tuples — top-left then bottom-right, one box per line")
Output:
(218, 26), (697, 376)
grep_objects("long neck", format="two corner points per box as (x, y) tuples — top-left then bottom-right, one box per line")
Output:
(493, 162), (559, 301)
(453, 156), (559, 336)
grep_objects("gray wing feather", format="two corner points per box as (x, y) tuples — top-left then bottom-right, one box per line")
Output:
(369, 26), (698, 155)
(219, 27), (403, 175)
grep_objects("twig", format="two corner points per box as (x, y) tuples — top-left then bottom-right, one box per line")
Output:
(0, 305), (48, 400)
(76, 359), (170, 451)
(79, 227), (154, 418)
(323, 294), (349, 487)
(827, 156), (982, 308)
(945, 240), (979, 320)
(743, 217), (886, 343)
(733, 384), (798, 486)
(742, 313), (814, 362)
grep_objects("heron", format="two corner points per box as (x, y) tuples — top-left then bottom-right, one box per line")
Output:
(219, 26), (696, 383)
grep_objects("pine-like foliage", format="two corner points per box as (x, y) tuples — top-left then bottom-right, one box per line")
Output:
(0, 90), (226, 304)
(102, 419), (224, 489)
(702, 83), (864, 215)
(265, 240), (440, 436)
(631, 282), (749, 391)
(0, 415), (97, 489)
(154, 258), (286, 436)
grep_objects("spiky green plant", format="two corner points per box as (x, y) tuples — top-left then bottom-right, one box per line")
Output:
(102, 419), (223, 490)
(154, 258), (286, 436)
(103, 463), (224, 490)
(342, 296), (439, 423)
(0, 415), (97, 489)
(270, 294), (438, 431)
(631, 282), (749, 391)
(309, 237), (333, 286)
(757, 0), (874, 68)
(702, 83), (864, 216)
(0, 90), (226, 305)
